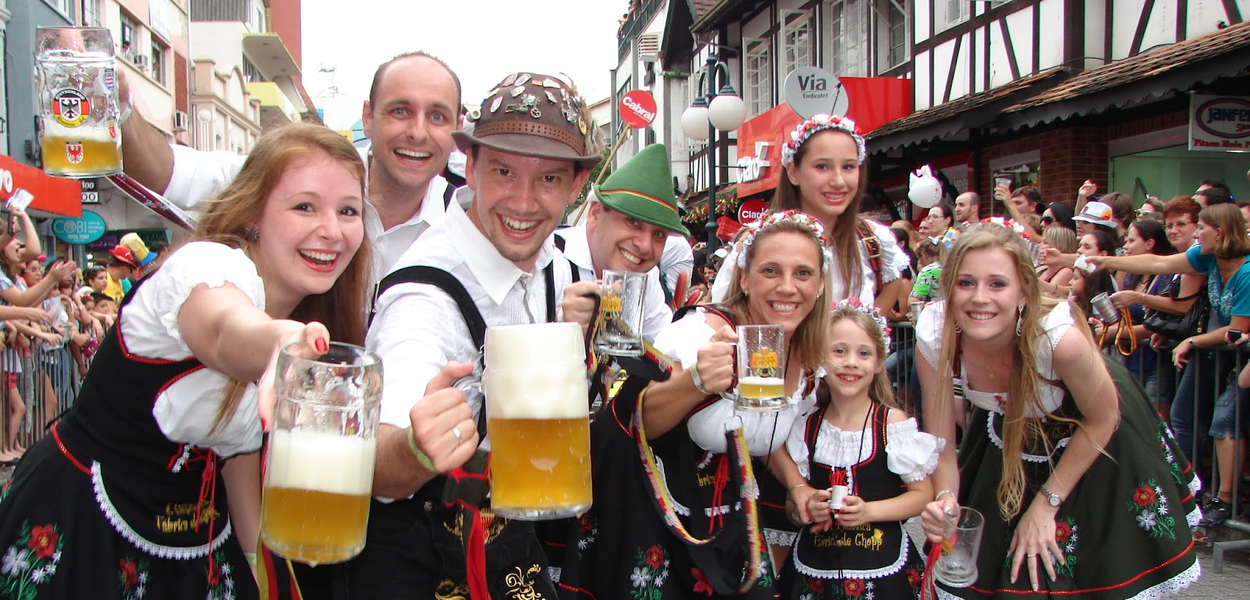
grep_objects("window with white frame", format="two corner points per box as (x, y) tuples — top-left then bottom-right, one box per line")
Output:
(877, 0), (908, 72)
(47, 0), (73, 19)
(781, 11), (815, 76)
(151, 39), (168, 86)
(743, 38), (773, 118)
(120, 12), (140, 63)
(828, 0), (867, 77)
(80, 0), (101, 26)
(935, 0), (970, 32)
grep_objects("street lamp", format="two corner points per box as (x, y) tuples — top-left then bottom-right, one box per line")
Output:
(681, 53), (746, 253)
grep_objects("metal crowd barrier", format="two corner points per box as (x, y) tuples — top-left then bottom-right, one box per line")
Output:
(0, 342), (86, 480)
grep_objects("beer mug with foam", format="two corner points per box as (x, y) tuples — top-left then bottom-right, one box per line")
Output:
(261, 342), (381, 565)
(35, 27), (123, 178)
(736, 324), (786, 411)
(483, 322), (592, 520)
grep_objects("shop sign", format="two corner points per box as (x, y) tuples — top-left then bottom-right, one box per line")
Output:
(734, 141), (772, 183)
(1189, 95), (1250, 153)
(52, 210), (107, 244)
(0, 154), (81, 217)
(620, 90), (657, 128)
(738, 199), (769, 225)
(784, 67), (849, 119)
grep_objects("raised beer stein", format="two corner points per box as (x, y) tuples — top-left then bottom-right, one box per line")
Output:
(595, 269), (647, 357)
(35, 27), (123, 178)
(735, 324), (786, 412)
(483, 322), (592, 520)
(261, 342), (382, 565)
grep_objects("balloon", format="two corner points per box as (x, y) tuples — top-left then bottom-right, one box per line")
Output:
(908, 165), (942, 209)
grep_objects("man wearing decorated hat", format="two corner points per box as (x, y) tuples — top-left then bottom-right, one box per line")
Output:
(357, 71), (599, 599)
(557, 143), (686, 342)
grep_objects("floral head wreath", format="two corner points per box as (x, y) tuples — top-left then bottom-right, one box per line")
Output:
(781, 114), (867, 167)
(737, 210), (834, 269)
(833, 297), (891, 351)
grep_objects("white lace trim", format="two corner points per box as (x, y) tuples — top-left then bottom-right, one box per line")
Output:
(91, 462), (233, 560)
(1186, 505), (1203, 529)
(547, 566), (562, 584)
(986, 411), (1070, 463)
(763, 528), (796, 548)
(934, 552), (1200, 600)
(1123, 558), (1200, 600)
(793, 527), (914, 580)
(654, 456), (691, 517)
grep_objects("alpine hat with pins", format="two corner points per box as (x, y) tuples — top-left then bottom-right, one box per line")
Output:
(595, 144), (687, 236)
(452, 72), (601, 169)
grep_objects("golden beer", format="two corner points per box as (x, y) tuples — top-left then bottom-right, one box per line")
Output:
(261, 429), (377, 565)
(41, 132), (122, 178)
(738, 376), (785, 399)
(487, 417), (592, 512)
(483, 322), (592, 519)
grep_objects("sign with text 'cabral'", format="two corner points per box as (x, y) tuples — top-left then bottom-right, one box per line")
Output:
(620, 90), (657, 128)
(1189, 95), (1250, 153)
(52, 210), (107, 244)
(784, 67), (849, 119)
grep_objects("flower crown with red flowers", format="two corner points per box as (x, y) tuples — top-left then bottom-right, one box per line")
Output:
(781, 114), (867, 167)
(738, 210), (834, 269)
(833, 297), (892, 350)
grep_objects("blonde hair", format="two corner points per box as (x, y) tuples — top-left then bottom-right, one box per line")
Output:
(724, 220), (831, 373)
(828, 304), (896, 409)
(195, 123), (374, 431)
(936, 225), (1092, 519)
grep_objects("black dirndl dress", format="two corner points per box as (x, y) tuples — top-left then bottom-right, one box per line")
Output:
(780, 404), (926, 600)
(937, 360), (1200, 599)
(549, 376), (777, 599)
(0, 286), (262, 599)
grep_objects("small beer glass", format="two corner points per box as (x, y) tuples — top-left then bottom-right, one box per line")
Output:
(594, 270), (647, 357)
(735, 324), (786, 412)
(484, 322), (592, 520)
(935, 507), (986, 588)
(35, 27), (123, 178)
(260, 342), (382, 565)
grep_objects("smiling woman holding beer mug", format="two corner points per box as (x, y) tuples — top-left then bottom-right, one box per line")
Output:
(562, 211), (830, 598)
(0, 123), (372, 599)
(916, 224), (1198, 599)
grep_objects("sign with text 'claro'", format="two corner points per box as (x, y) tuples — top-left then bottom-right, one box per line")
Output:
(1189, 95), (1250, 153)
(52, 210), (107, 244)
(620, 90), (657, 128)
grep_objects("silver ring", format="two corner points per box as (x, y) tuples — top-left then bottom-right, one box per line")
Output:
(1027, 553), (1038, 558)
(452, 426), (463, 443)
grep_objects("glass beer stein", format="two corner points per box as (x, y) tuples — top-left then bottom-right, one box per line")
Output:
(35, 27), (123, 178)
(260, 342), (382, 565)
(483, 322), (592, 520)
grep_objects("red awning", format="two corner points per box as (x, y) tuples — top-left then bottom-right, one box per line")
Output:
(0, 154), (81, 217)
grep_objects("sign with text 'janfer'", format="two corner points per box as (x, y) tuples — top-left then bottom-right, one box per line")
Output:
(1189, 95), (1250, 153)
(620, 90), (657, 128)
(784, 67), (849, 119)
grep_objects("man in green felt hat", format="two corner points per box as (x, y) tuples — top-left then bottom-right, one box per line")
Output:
(557, 143), (688, 342)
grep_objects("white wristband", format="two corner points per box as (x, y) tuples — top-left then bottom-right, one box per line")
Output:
(934, 489), (955, 502)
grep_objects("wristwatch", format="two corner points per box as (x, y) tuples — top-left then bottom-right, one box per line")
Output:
(1039, 484), (1064, 507)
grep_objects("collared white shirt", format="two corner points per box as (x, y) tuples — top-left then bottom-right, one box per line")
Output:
(368, 193), (573, 430)
(660, 235), (695, 298)
(555, 223), (672, 342)
(164, 144), (449, 278)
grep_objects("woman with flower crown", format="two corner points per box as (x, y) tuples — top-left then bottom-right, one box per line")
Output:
(917, 224), (1199, 599)
(554, 211), (830, 599)
(710, 114), (910, 565)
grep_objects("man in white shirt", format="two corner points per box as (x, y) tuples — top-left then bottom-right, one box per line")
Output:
(360, 71), (600, 599)
(954, 191), (981, 225)
(117, 51), (460, 275)
(557, 143), (687, 342)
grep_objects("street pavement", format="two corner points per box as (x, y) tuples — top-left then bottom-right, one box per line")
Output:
(1182, 545), (1250, 598)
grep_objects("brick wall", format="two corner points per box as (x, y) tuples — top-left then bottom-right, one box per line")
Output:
(980, 127), (1108, 209)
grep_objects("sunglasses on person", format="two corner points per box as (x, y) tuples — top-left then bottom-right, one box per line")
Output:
(1041, 215), (1055, 225)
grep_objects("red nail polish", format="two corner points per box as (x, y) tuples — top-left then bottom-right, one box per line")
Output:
(315, 339), (328, 353)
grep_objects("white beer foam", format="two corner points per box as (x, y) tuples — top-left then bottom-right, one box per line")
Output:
(265, 430), (376, 495)
(486, 322), (585, 368)
(482, 367), (588, 419)
(739, 376), (785, 387)
(484, 322), (587, 420)
(41, 119), (117, 143)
